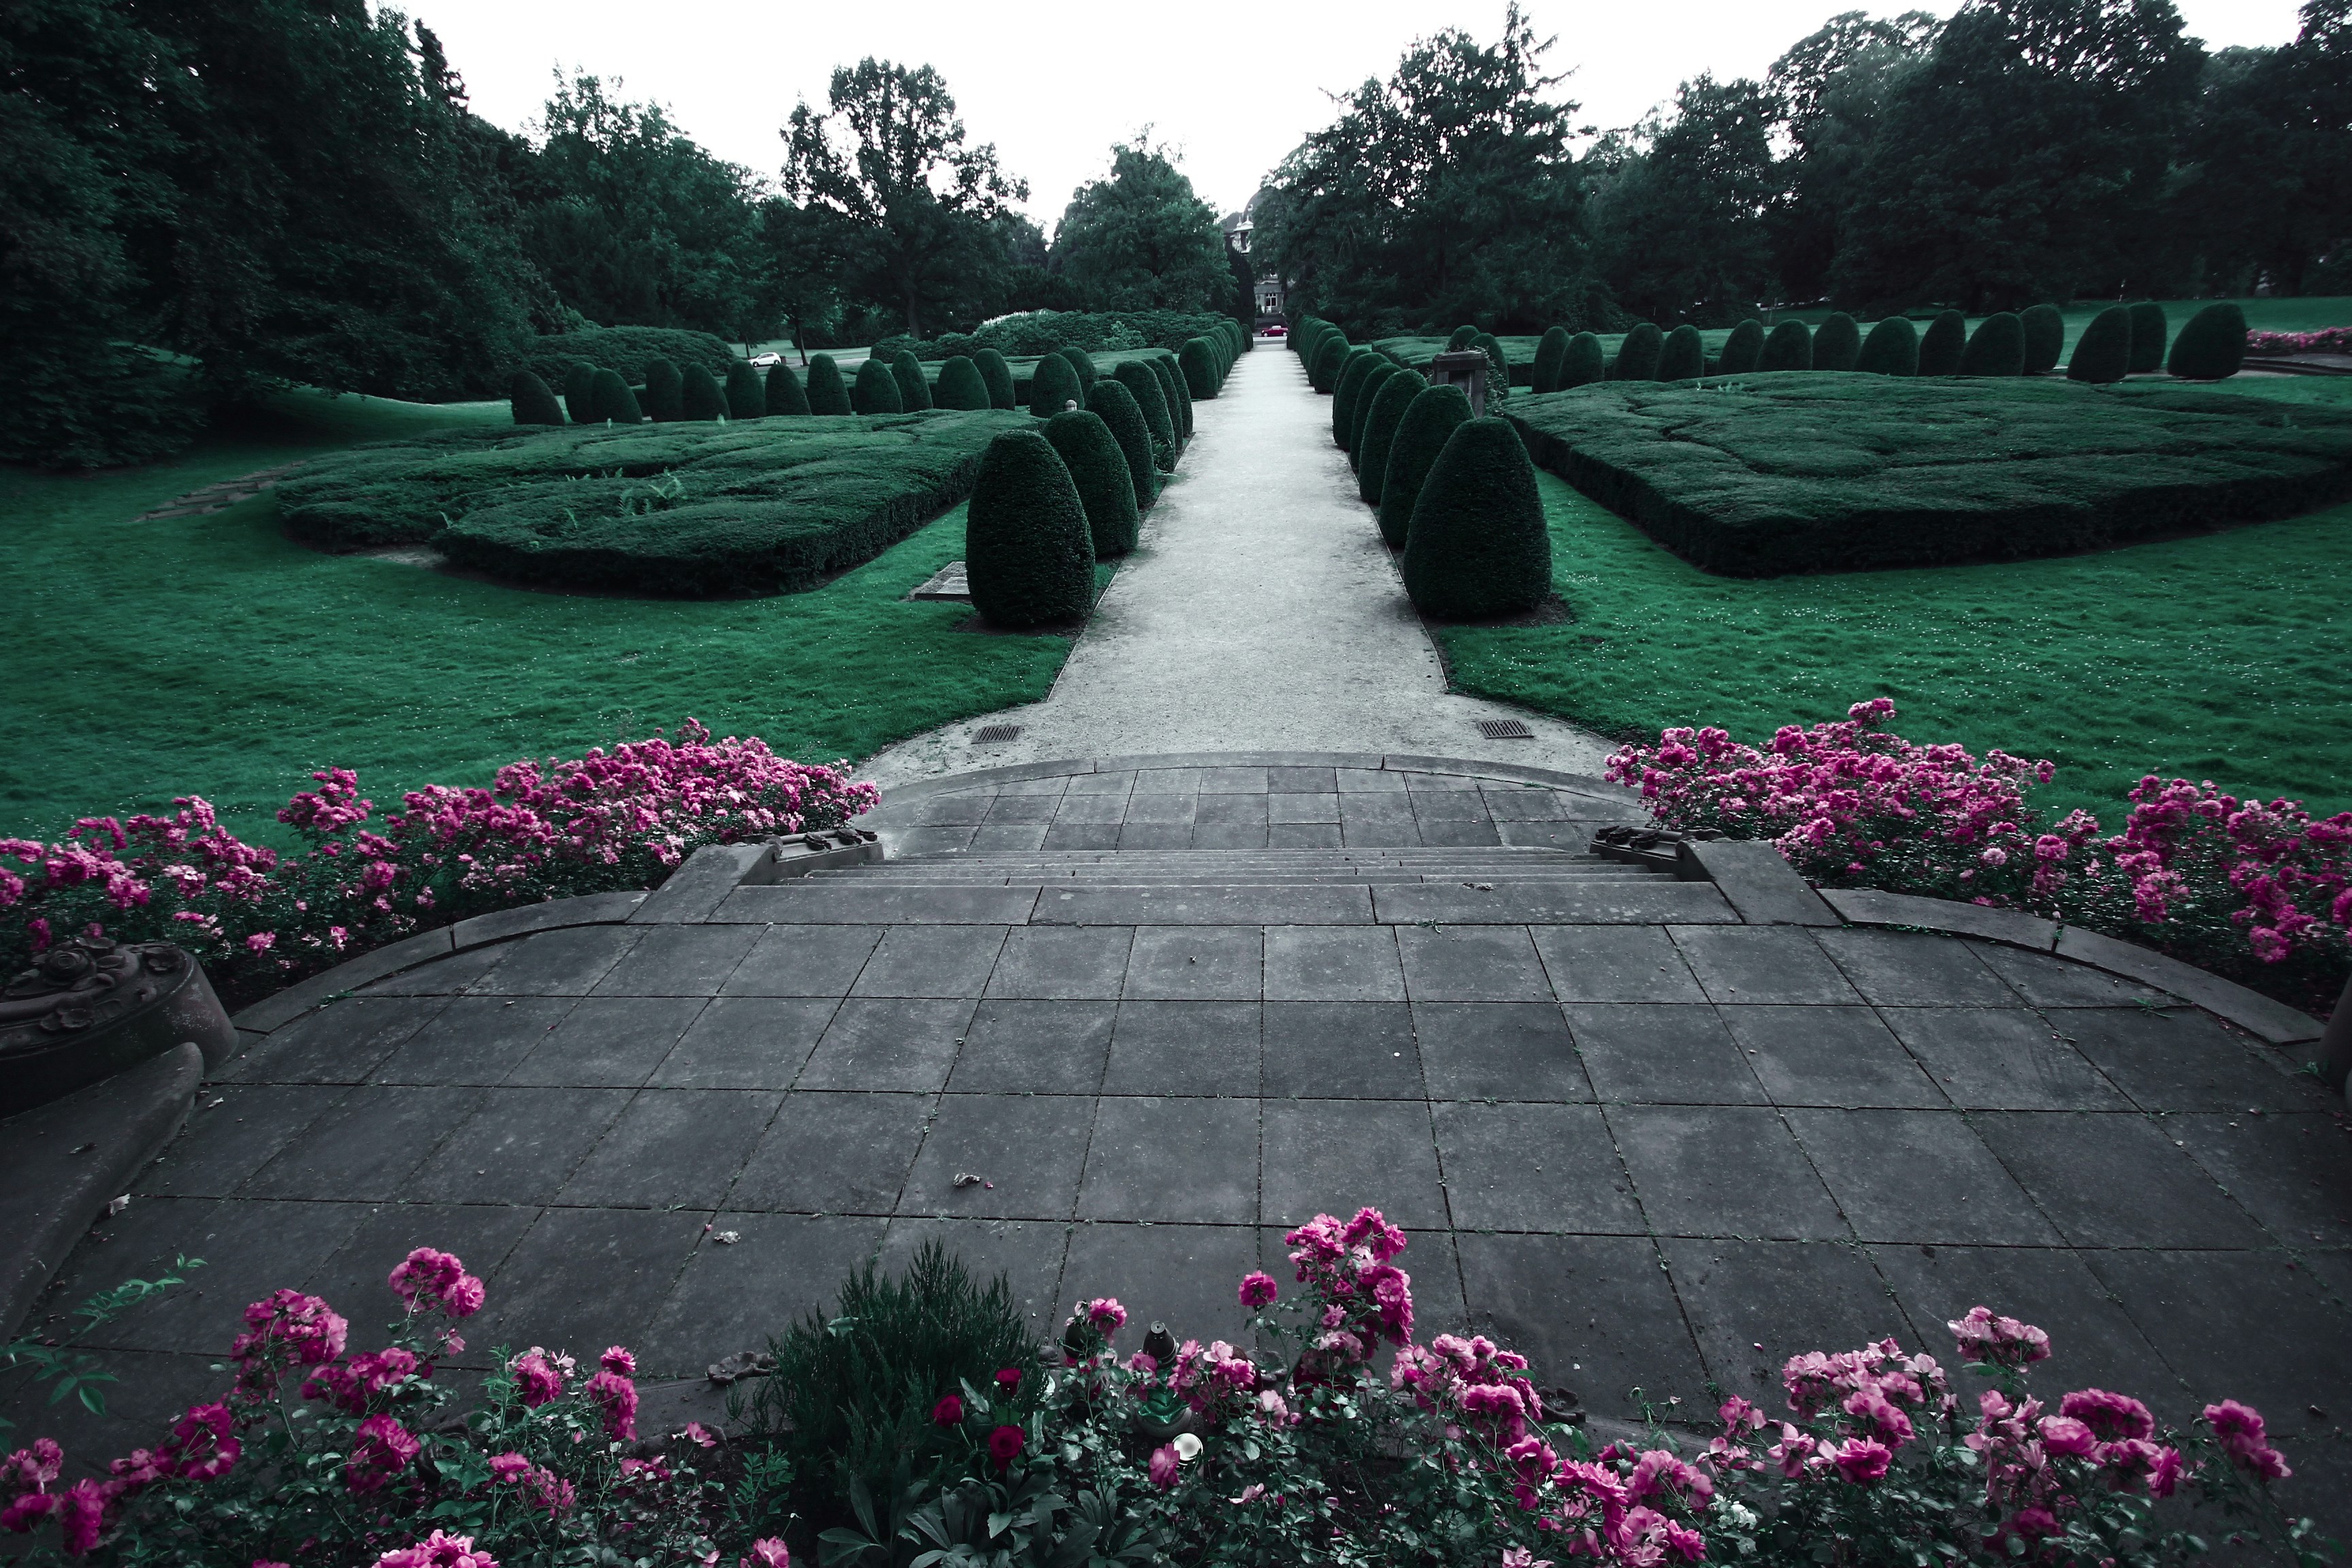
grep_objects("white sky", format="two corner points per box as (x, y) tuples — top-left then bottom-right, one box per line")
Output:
(399, 0), (2308, 231)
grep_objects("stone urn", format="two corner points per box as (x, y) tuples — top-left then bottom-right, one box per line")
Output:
(0, 936), (235, 1117)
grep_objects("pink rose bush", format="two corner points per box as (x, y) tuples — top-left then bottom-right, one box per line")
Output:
(2246, 327), (2352, 356)
(0, 721), (877, 1005)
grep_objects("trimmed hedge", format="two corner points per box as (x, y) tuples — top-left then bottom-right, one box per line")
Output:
(966, 427), (1096, 628)
(1717, 321), (1765, 376)
(1152, 354), (1192, 440)
(1357, 368), (1425, 506)
(1309, 334), (1352, 393)
(514, 326), (733, 387)
(1813, 313), (1861, 373)
(1045, 408), (1140, 558)
(936, 356), (992, 410)
(806, 355), (853, 414)
(1959, 312), (2025, 377)
(1659, 325), (1707, 382)
(975, 348), (1017, 410)
(563, 363), (598, 424)
(1375, 382), (1473, 549)
(2021, 305), (2065, 374)
(2168, 302), (2247, 380)
(2127, 302), (2169, 374)
(1446, 325), (1480, 351)
(1401, 417), (1551, 619)
(766, 363), (811, 416)
(1761, 321), (1813, 373)
(1561, 332), (1606, 389)
(1614, 323), (1663, 382)
(1180, 338), (1220, 398)
(1917, 310), (1967, 376)
(681, 365), (726, 421)
(852, 359), (904, 414)
(1333, 349), (1382, 449)
(1113, 361), (1177, 469)
(725, 362), (766, 419)
(1350, 362), (1399, 468)
(643, 357), (685, 422)
(1856, 317), (1919, 376)
(2068, 306), (2133, 385)
(892, 350), (934, 411)
(510, 371), (564, 427)
(1058, 346), (1098, 392)
(1531, 327), (1571, 393)
(588, 369), (642, 425)
(1501, 374), (2352, 576)
(1087, 378), (1158, 509)
(1030, 353), (1083, 417)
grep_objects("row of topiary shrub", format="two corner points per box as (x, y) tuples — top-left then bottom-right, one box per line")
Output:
(509, 325), (736, 387)
(875, 308), (1241, 361)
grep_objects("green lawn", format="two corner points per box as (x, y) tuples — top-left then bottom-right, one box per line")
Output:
(1, 392), (1075, 842)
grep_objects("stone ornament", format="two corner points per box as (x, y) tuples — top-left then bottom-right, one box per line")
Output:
(1, 936), (235, 1117)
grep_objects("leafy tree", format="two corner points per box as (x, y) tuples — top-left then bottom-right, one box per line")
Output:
(1587, 74), (1784, 325)
(1053, 140), (1231, 312)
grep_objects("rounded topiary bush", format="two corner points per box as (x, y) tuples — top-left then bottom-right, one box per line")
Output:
(1113, 361), (1177, 469)
(2127, 302), (2168, 374)
(1813, 313), (1861, 372)
(1350, 362), (1399, 468)
(589, 368), (642, 425)
(1152, 355), (1192, 439)
(1531, 327), (1571, 393)
(563, 362), (598, 423)
(1857, 316), (1920, 376)
(1030, 352), (1083, 417)
(2021, 304), (2065, 374)
(1446, 325), (1480, 352)
(1310, 334), (1351, 393)
(891, 349), (934, 410)
(510, 370), (565, 426)
(1087, 378), (1157, 509)
(1717, 320), (1765, 376)
(1044, 408), (1140, 559)
(2068, 306), (2134, 385)
(1761, 321), (1813, 372)
(1614, 323), (1663, 382)
(806, 355), (853, 414)
(974, 348), (1017, 410)
(725, 361), (766, 419)
(1375, 382), (1473, 549)
(1659, 325), (1707, 382)
(681, 364), (728, 420)
(766, 363), (811, 415)
(936, 355), (992, 410)
(1401, 417), (1551, 619)
(2168, 301), (2247, 380)
(1179, 338), (1220, 398)
(1471, 333), (1509, 399)
(1560, 332), (1605, 389)
(1058, 346), (1098, 392)
(643, 357), (685, 421)
(852, 358), (903, 414)
(1356, 368), (1424, 506)
(965, 428), (1096, 630)
(1917, 310), (1967, 376)
(1958, 312), (2025, 376)
(1333, 348), (1381, 450)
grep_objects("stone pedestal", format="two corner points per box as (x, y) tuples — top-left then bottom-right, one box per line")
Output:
(1, 938), (233, 1117)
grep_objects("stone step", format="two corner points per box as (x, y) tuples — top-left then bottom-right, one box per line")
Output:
(809, 870), (1660, 887)
(883, 849), (1602, 866)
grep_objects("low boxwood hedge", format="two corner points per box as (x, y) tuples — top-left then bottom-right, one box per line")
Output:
(1717, 321), (1765, 376)
(1503, 374), (2352, 576)
(806, 355), (853, 414)
(1086, 378), (1158, 508)
(514, 326), (734, 387)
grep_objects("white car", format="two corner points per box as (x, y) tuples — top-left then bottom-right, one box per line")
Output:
(749, 352), (785, 368)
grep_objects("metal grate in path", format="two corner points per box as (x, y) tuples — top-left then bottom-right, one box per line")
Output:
(1475, 719), (1534, 740)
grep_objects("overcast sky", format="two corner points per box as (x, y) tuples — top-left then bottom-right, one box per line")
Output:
(399, 0), (2308, 232)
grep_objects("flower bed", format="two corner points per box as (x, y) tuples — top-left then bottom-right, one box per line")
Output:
(2247, 328), (2352, 357)
(1605, 698), (2351, 1013)
(0, 721), (875, 1010)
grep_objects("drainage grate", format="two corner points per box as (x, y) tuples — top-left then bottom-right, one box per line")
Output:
(1476, 718), (1535, 740)
(974, 724), (1022, 743)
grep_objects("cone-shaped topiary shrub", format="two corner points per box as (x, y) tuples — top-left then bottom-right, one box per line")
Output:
(806, 355), (852, 414)
(1152, 354), (1192, 439)
(1058, 346), (1098, 392)
(1401, 417), (1551, 619)
(563, 362), (598, 423)
(589, 368), (642, 425)
(965, 428), (1096, 629)
(974, 348), (1017, 410)
(1561, 332), (1605, 388)
(1030, 352), (1083, 417)
(2127, 303), (2168, 373)
(2168, 301), (2247, 380)
(1958, 312), (2025, 376)
(1376, 382), (1473, 549)
(681, 364), (728, 420)
(1087, 378), (1157, 510)
(1446, 325), (1480, 351)
(1531, 327), (1571, 393)
(852, 358), (903, 414)
(510, 370), (565, 425)
(1113, 361), (1177, 469)
(1333, 348), (1381, 449)
(642, 357), (685, 421)
(1857, 316), (1919, 376)
(1179, 338), (1220, 398)
(766, 363), (811, 415)
(891, 349), (934, 410)
(1917, 310), (1967, 376)
(1614, 323), (1663, 382)
(2068, 306), (2133, 384)
(1813, 313), (1861, 372)
(1659, 325), (1707, 382)
(1716, 321), (1765, 376)
(2021, 304), (2065, 374)
(1357, 368), (1425, 506)
(1350, 362), (1399, 468)
(1310, 334), (1351, 392)
(1045, 408), (1140, 559)
(725, 361), (766, 419)
(1761, 321), (1813, 372)
(936, 355), (992, 410)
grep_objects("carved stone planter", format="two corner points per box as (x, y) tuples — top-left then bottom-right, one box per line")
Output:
(1, 936), (234, 1117)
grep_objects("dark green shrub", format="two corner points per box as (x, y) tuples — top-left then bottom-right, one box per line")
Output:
(588, 368), (641, 425)
(2127, 302), (2168, 373)
(562, 362), (598, 424)
(1561, 332), (1606, 389)
(1350, 362), (1399, 468)
(766, 363), (811, 415)
(2168, 302), (2247, 380)
(974, 348), (1017, 410)
(2068, 306), (2134, 385)
(1813, 313), (1861, 372)
(2021, 305), (2065, 374)
(1333, 349), (1382, 449)
(1310, 334), (1352, 393)
(1857, 316), (1920, 376)
(1470, 333), (1511, 405)
(1045, 408), (1140, 558)
(1029, 353), (1083, 417)
(1401, 417), (1551, 618)
(643, 357), (685, 421)
(681, 365), (728, 420)
(1376, 382), (1473, 549)
(1057, 346), (1098, 391)
(1446, 325), (1480, 351)
(1717, 321), (1765, 376)
(965, 427), (1096, 627)
(806, 355), (853, 414)
(852, 359), (903, 414)
(1531, 327), (1572, 393)
(1659, 325), (1707, 382)
(1614, 323), (1664, 382)
(1917, 310), (1967, 376)
(1180, 338), (1220, 398)
(1761, 321), (1813, 372)
(1151, 354), (1192, 439)
(725, 362), (765, 419)
(517, 326), (732, 388)
(891, 349), (934, 411)
(509, 371), (564, 426)
(936, 355), (992, 410)
(1113, 361), (1177, 469)
(1087, 378), (1158, 509)
(1959, 312), (2026, 376)
(1357, 368), (1425, 506)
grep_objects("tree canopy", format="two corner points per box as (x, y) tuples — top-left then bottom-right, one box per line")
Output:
(1052, 141), (1232, 313)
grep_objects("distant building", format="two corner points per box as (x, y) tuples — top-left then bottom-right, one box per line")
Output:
(1220, 196), (1286, 331)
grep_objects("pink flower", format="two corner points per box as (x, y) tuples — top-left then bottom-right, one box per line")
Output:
(986, 1425), (1024, 1471)
(510, 1349), (565, 1407)
(2058, 1387), (2154, 1443)
(2010, 1506), (2062, 1539)
(1148, 1443), (1179, 1489)
(932, 1394), (964, 1425)
(599, 1345), (636, 1377)
(1831, 1437), (1891, 1484)
(994, 1367), (1022, 1396)
(372, 1529), (501, 1568)
(1500, 1549), (1554, 1568)
(680, 1421), (718, 1448)
(1948, 1306), (2049, 1368)
(1, 1439), (63, 1494)
(346, 1414), (421, 1494)
(231, 1290), (348, 1391)
(1084, 1298), (1127, 1333)
(586, 1369), (638, 1440)
(742, 1541), (790, 1568)
(1239, 1271), (1279, 1308)
(2036, 1416), (2097, 1458)
(388, 1248), (483, 1319)
(55, 1480), (119, 1555)
(159, 1402), (240, 1480)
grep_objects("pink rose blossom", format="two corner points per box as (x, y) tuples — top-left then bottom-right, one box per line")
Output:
(1147, 1444), (1179, 1489)
(1238, 1271), (1279, 1308)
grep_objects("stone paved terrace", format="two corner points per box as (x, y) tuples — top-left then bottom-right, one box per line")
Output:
(12, 753), (2351, 1537)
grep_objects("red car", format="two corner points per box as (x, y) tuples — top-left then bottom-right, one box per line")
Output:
(1262, 325), (1288, 338)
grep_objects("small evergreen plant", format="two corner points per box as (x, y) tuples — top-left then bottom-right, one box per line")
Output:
(1958, 312), (2026, 376)
(2068, 306), (2134, 384)
(1151, 354), (1192, 438)
(642, 357), (685, 421)
(2021, 305), (2065, 374)
(1333, 348), (1381, 449)
(964, 429), (1096, 628)
(1446, 325), (1480, 351)
(1030, 352), (1083, 417)
(1357, 368), (1425, 506)
(588, 368), (642, 424)
(509, 370), (564, 426)
(1057, 346), (1098, 391)
(2127, 302), (2169, 373)
(1350, 361), (1399, 468)
(1401, 418), (1552, 619)
(1113, 361), (1177, 468)
(851, 358), (902, 414)
(766, 363), (811, 415)
(1614, 323), (1664, 381)
(1761, 321), (1813, 372)
(681, 364), (728, 419)
(1179, 338), (1220, 398)
(1916, 310), (1967, 375)
(1856, 316), (1920, 376)
(1717, 321), (1765, 375)
(1531, 327), (1571, 393)
(1659, 325), (1707, 382)
(974, 348), (1017, 409)
(936, 355), (992, 410)
(1086, 378), (1158, 508)
(1045, 408), (1141, 558)
(891, 349), (934, 410)
(1375, 382), (1473, 549)
(1310, 334), (1352, 392)
(1813, 313), (1861, 372)
(805, 355), (853, 414)
(2168, 302), (2247, 380)
(725, 361), (765, 419)
(1561, 332), (1606, 388)
(562, 361), (598, 423)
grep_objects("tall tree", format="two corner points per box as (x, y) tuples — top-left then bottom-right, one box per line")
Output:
(1586, 74), (1784, 324)
(1051, 140), (1230, 312)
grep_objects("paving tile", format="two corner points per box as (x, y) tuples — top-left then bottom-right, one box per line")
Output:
(984, 793), (1061, 823)
(1339, 813), (1422, 848)
(1105, 1001), (1261, 1095)
(1196, 793), (1269, 828)
(506, 996), (710, 1088)
(798, 998), (977, 1092)
(1812, 928), (2018, 1007)
(1965, 942), (2170, 1007)
(1433, 1102), (1641, 1232)
(1566, 1004), (1765, 1105)
(593, 924), (762, 995)
(356, 943), (510, 997)
(1720, 1006), (1948, 1109)
(1971, 1111), (2267, 1248)
(1396, 770), (1477, 791)
(969, 823), (1051, 851)
(70, 1196), (371, 1354)
(1409, 789), (1492, 823)
(1192, 821), (1272, 849)
(732, 1091), (933, 1214)
(1335, 767), (1407, 793)
(1198, 766), (1267, 793)
(408, 1087), (634, 1203)
(1377, 883), (1736, 926)
(1416, 818), (1503, 847)
(649, 997), (835, 1089)
(1497, 821), (1599, 849)
(1264, 926), (1405, 1002)
(892, 825), (980, 854)
(1124, 793), (1198, 825)
(1670, 928), (1863, 1005)
(719, 883), (1038, 925)
(1262, 1100), (1446, 1228)
(1051, 792), (1129, 824)
(900, 1094), (1095, 1220)
(1882, 1008), (2129, 1110)
(642, 1213), (887, 1377)
(1533, 926), (1708, 1004)
(476, 1207), (708, 1360)
(1078, 1098), (1258, 1222)
(1269, 791), (1340, 823)
(2088, 1249), (2352, 1419)
(877, 1218), (1071, 1328)
(850, 926), (1011, 997)
(559, 1089), (782, 1208)
(226, 994), (453, 1083)
(376, 996), (576, 1084)
(1118, 823), (1195, 849)
(1785, 1109), (2060, 1244)
(1482, 787), (1582, 822)
(1131, 768), (1200, 794)
(1124, 926), (1264, 999)
(986, 926), (1135, 1000)
(1661, 1238), (1910, 1395)
(1338, 792), (1416, 826)
(470, 925), (644, 996)
(1413, 1002), (1590, 1102)
(307, 1201), (543, 1337)
(1608, 1106), (1847, 1239)
(1270, 766), (1337, 792)
(242, 1085), (482, 1200)
(1040, 885), (1369, 926)
(948, 1000), (1117, 1092)
(2053, 1008), (2326, 1113)
(1045, 822), (1125, 850)
(720, 926), (884, 994)
(1268, 821), (1344, 848)
(1060, 1223), (1260, 1347)
(1396, 926), (1553, 1003)
(137, 1085), (346, 1197)
(1262, 1002), (1422, 1098)
(906, 794), (992, 826)
(1066, 770), (1137, 796)
(2170, 1113), (2352, 1247)
(1456, 1233), (1709, 1418)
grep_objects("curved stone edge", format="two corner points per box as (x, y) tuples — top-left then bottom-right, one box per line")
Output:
(1819, 887), (2326, 1049)
(0, 1042), (203, 1339)
(864, 752), (1640, 817)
